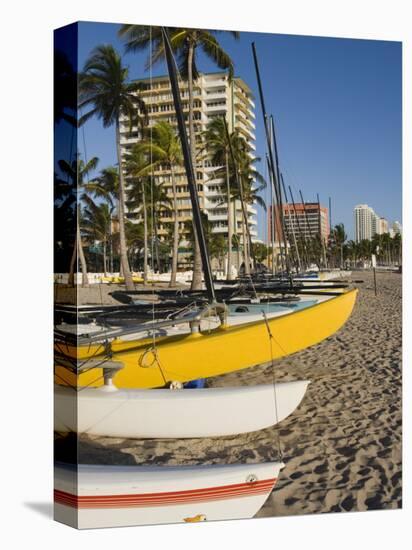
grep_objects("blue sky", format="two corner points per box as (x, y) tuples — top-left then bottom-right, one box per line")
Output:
(76, 21), (402, 241)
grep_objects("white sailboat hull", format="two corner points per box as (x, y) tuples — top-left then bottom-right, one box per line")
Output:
(54, 380), (309, 439)
(54, 461), (284, 528)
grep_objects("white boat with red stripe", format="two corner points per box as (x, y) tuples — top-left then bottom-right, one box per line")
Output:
(54, 461), (284, 528)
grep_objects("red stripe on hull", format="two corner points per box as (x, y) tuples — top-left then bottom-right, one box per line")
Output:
(55, 478), (277, 509)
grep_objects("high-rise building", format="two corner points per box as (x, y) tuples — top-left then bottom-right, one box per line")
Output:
(354, 204), (394, 241)
(392, 221), (402, 235)
(377, 217), (389, 235)
(269, 202), (330, 243)
(371, 210), (379, 236)
(119, 72), (257, 254)
(354, 204), (375, 242)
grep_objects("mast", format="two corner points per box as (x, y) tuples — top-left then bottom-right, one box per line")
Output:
(299, 189), (315, 268)
(161, 27), (216, 303)
(267, 155), (277, 274)
(281, 174), (301, 272)
(270, 116), (290, 274)
(329, 196), (332, 233)
(289, 185), (309, 270)
(317, 193), (327, 268)
(268, 119), (287, 273)
(251, 42), (290, 277)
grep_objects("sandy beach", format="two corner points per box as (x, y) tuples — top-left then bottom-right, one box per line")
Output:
(55, 270), (402, 516)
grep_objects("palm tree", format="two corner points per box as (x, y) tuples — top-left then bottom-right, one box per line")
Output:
(345, 240), (357, 267)
(392, 232), (402, 265)
(202, 117), (235, 279)
(91, 166), (118, 207)
(333, 223), (347, 268)
(124, 148), (152, 283)
(81, 197), (112, 275)
(133, 121), (183, 286)
(124, 219), (144, 271)
(127, 170), (173, 277)
(79, 44), (147, 290)
(58, 156), (99, 287)
(90, 166), (119, 273)
(54, 170), (76, 277)
(118, 25), (239, 290)
(219, 135), (266, 275)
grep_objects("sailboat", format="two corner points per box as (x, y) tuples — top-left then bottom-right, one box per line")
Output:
(55, 287), (356, 389)
(55, 379), (310, 438)
(54, 460), (284, 529)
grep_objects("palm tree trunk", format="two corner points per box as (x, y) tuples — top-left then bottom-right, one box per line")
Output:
(109, 214), (114, 274)
(103, 240), (107, 277)
(141, 178), (148, 284)
(76, 212), (89, 287)
(241, 210), (250, 276)
(238, 171), (250, 277)
(225, 151), (233, 280)
(115, 120), (134, 290)
(187, 40), (203, 291)
(170, 166), (179, 287)
(233, 201), (240, 273)
(154, 212), (161, 273)
(68, 239), (76, 287)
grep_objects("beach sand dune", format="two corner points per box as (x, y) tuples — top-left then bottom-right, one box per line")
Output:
(55, 271), (401, 516)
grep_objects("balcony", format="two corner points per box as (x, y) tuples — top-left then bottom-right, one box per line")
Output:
(208, 213), (228, 222)
(236, 109), (256, 130)
(205, 103), (227, 114)
(236, 122), (256, 141)
(203, 91), (226, 101)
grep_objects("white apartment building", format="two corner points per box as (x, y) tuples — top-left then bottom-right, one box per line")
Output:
(119, 72), (258, 253)
(377, 217), (389, 235)
(354, 204), (374, 242)
(354, 205), (394, 241)
(392, 221), (402, 235)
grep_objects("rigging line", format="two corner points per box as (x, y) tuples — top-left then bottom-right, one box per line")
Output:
(53, 372), (78, 391)
(262, 311), (283, 461)
(55, 369), (106, 392)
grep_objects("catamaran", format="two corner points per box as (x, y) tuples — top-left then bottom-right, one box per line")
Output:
(54, 460), (284, 528)
(54, 287), (356, 389)
(54, 379), (310, 438)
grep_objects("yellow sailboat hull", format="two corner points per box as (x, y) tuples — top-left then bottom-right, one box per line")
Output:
(55, 288), (357, 389)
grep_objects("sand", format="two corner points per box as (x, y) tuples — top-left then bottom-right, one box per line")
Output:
(55, 270), (402, 516)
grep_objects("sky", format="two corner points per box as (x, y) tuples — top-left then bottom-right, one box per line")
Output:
(75, 21), (402, 241)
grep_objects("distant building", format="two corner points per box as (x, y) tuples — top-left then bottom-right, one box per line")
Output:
(377, 217), (389, 235)
(354, 205), (397, 241)
(392, 221), (402, 235)
(354, 204), (374, 242)
(371, 211), (380, 236)
(269, 202), (329, 244)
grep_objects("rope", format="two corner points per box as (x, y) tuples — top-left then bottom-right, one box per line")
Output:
(262, 310), (283, 461)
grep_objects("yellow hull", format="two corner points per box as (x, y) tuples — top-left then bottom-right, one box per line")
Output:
(55, 289), (357, 389)
(101, 276), (144, 284)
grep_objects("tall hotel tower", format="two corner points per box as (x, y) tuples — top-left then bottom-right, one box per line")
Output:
(354, 204), (375, 242)
(119, 72), (258, 258)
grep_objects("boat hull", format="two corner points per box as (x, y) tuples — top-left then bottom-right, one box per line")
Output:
(55, 288), (357, 389)
(54, 380), (310, 438)
(54, 461), (284, 529)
